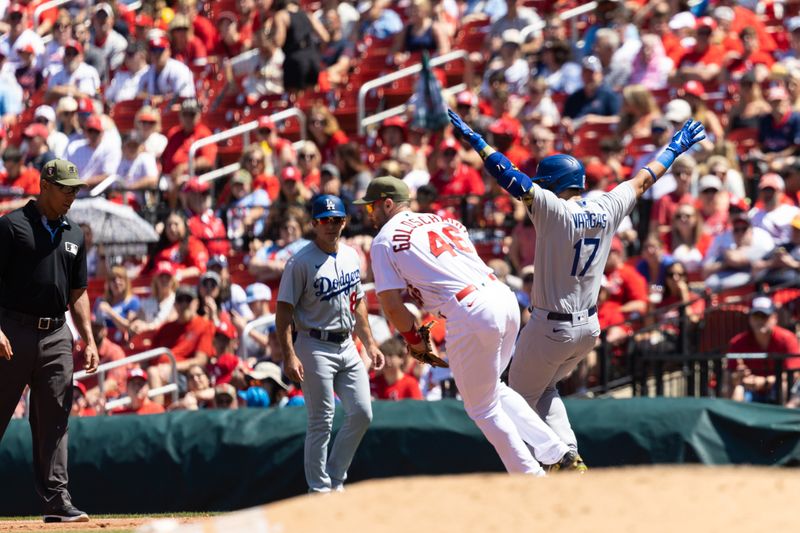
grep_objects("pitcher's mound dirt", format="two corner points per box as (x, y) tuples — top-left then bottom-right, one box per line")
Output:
(133, 466), (799, 533)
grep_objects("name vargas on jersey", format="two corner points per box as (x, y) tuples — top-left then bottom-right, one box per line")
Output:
(572, 211), (608, 229)
(314, 269), (361, 301)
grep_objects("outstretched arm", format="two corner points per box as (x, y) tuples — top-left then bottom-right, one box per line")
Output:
(627, 120), (706, 199)
(447, 109), (535, 201)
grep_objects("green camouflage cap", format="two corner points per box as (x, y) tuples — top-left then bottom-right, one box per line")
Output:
(353, 176), (410, 205)
(41, 159), (87, 187)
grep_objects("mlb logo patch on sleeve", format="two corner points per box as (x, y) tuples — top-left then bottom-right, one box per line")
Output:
(65, 242), (78, 255)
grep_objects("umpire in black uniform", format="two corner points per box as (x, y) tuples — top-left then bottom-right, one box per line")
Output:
(0, 159), (99, 523)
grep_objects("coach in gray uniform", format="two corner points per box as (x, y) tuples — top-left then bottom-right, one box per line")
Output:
(0, 159), (99, 522)
(276, 194), (385, 493)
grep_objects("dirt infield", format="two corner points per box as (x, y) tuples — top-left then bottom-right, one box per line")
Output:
(0, 517), (196, 532)
(7, 467), (797, 533)
(126, 466), (800, 533)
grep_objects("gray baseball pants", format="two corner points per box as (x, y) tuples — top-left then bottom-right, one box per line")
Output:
(295, 333), (372, 492)
(509, 308), (600, 452)
(0, 314), (74, 511)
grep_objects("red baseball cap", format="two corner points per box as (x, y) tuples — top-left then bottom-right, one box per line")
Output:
(73, 381), (87, 396)
(85, 115), (104, 132)
(212, 353), (239, 384)
(78, 96), (95, 114)
(456, 90), (478, 107)
(138, 110), (158, 122)
(23, 123), (49, 139)
(148, 35), (170, 50)
(489, 118), (518, 138)
(610, 236), (624, 254)
(216, 11), (238, 24)
(128, 367), (148, 382)
(64, 39), (83, 54)
(216, 316), (238, 340)
(381, 116), (407, 130)
(257, 116), (274, 130)
(695, 16), (717, 31)
(584, 162), (612, 186)
(135, 13), (154, 27)
(759, 172), (785, 191)
(17, 43), (35, 54)
(154, 261), (177, 277)
(183, 177), (211, 193)
(281, 166), (300, 181)
(682, 80), (705, 99)
(439, 137), (459, 152)
(7, 4), (25, 15)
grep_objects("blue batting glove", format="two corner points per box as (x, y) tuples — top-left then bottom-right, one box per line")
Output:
(667, 119), (706, 155)
(447, 108), (487, 152)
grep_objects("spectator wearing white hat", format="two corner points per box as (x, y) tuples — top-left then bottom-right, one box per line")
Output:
(105, 42), (149, 104)
(749, 173), (800, 246)
(137, 35), (196, 105)
(0, 5), (45, 72)
(562, 55), (621, 127)
(487, 0), (542, 55)
(64, 114), (121, 185)
(33, 105), (69, 158)
(55, 96), (82, 143)
(481, 29), (529, 97)
(240, 283), (275, 360)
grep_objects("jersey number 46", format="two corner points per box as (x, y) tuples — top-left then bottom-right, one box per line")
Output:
(570, 238), (601, 277)
(428, 227), (474, 257)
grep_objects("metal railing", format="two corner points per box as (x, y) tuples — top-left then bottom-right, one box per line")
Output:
(34, 0), (70, 27)
(560, 1), (597, 43)
(187, 107), (306, 177)
(239, 314), (276, 359)
(359, 84), (466, 136)
(73, 347), (179, 414)
(357, 50), (468, 136)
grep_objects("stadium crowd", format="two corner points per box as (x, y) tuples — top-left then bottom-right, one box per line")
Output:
(4, 0), (800, 416)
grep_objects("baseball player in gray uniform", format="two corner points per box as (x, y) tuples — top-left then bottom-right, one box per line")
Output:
(449, 109), (706, 470)
(276, 195), (385, 492)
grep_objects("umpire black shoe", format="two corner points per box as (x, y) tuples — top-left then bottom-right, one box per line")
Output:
(546, 450), (588, 474)
(43, 505), (89, 523)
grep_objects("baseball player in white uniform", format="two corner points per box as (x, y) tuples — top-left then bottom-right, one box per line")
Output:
(449, 108), (706, 470)
(357, 177), (573, 476)
(276, 195), (385, 492)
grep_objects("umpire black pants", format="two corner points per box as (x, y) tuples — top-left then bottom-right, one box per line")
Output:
(0, 313), (74, 511)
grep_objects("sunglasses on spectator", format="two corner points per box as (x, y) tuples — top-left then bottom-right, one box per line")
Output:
(246, 156), (264, 164)
(668, 270), (687, 278)
(733, 224), (749, 233)
(258, 128), (271, 134)
(55, 22), (69, 30)
(674, 212), (694, 221)
(86, 128), (101, 135)
(175, 295), (194, 304)
(443, 149), (458, 157)
(317, 217), (345, 225)
(701, 188), (718, 195)
(310, 119), (325, 126)
(150, 46), (166, 53)
(64, 49), (79, 57)
(201, 279), (219, 289)
(9, 13), (22, 22)
(299, 152), (316, 160)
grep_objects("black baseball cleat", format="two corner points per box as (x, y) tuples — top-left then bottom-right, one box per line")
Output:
(43, 505), (89, 523)
(546, 450), (588, 474)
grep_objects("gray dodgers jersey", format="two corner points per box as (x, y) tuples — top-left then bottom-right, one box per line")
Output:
(528, 181), (636, 313)
(277, 241), (364, 333)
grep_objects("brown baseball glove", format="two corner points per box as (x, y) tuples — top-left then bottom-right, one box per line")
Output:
(407, 321), (449, 368)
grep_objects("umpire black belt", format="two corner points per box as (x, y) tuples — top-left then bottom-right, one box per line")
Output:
(544, 306), (597, 321)
(1, 308), (66, 331)
(309, 329), (350, 344)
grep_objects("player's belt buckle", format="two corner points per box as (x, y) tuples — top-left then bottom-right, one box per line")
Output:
(571, 310), (588, 327)
(37, 317), (51, 330)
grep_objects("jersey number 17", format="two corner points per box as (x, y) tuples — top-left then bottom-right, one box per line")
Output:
(570, 238), (600, 277)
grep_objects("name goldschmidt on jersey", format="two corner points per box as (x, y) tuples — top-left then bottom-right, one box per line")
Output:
(391, 214), (469, 252)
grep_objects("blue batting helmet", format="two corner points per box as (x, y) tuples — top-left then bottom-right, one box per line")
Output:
(533, 154), (586, 195)
(311, 194), (347, 219)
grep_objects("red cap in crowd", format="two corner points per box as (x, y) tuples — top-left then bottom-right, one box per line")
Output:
(148, 35), (170, 50)
(281, 166), (300, 182)
(183, 177), (211, 193)
(456, 90), (478, 107)
(23, 123), (49, 139)
(682, 80), (705, 99)
(610, 236), (624, 254)
(78, 97), (95, 114)
(64, 39), (83, 54)
(212, 353), (239, 384)
(216, 316), (238, 340)
(584, 162), (612, 187)
(7, 4), (25, 15)
(216, 11), (238, 24)
(489, 118), (518, 138)
(439, 137), (459, 152)
(17, 43), (35, 55)
(85, 115), (104, 132)
(695, 16), (717, 31)
(154, 261), (177, 277)
(73, 381), (87, 396)
(135, 13), (154, 27)
(128, 368), (148, 382)
(759, 173), (785, 191)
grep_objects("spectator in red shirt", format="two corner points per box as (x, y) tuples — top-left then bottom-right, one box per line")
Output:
(371, 338), (423, 400)
(238, 144), (280, 202)
(182, 178), (230, 256)
(213, 11), (245, 58)
(0, 146), (39, 196)
(112, 368), (166, 415)
(724, 27), (774, 81)
(670, 17), (724, 88)
(296, 140), (322, 195)
(175, 0), (217, 52)
(161, 98), (217, 182)
(72, 316), (128, 396)
(148, 285), (216, 394)
(307, 103), (349, 162)
(727, 296), (800, 403)
(603, 237), (649, 318)
(487, 117), (529, 168)
(147, 210), (210, 280)
(70, 382), (96, 417)
(169, 14), (208, 68)
(429, 137), (485, 197)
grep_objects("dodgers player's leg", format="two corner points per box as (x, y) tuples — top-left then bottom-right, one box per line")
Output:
(326, 341), (372, 490)
(295, 335), (338, 492)
(510, 311), (599, 450)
